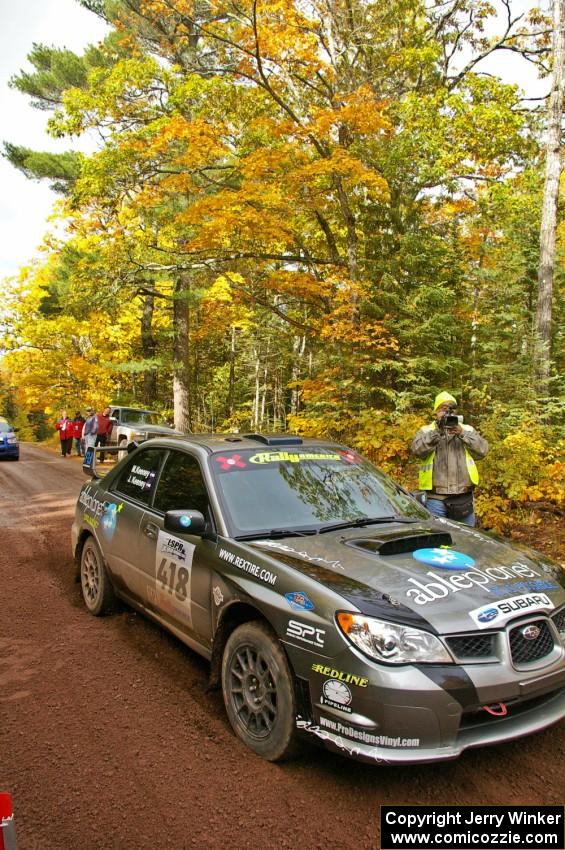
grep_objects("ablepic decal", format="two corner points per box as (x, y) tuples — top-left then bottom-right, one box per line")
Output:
(469, 592), (555, 629)
(412, 547), (475, 570)
(405, 561), (546, 606)
(154, 530), (195, 626)
(79, 485), (123, 537)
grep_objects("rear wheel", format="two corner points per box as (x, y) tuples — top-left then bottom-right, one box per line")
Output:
(221, 621), (299, 762)
(80, 537), (117, 616)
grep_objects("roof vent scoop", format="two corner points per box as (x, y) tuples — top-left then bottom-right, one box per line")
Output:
(243, 433), (303, 446)
(346, 532), (453, 557)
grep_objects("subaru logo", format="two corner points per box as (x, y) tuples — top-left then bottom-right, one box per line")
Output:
(478, 608), (498, 623)
(521, 624), (541, 641)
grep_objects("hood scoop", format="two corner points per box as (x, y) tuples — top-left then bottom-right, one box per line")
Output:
(345, 531), (453, 557)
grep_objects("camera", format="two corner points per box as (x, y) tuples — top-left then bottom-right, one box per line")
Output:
(439, 411), (463, 429)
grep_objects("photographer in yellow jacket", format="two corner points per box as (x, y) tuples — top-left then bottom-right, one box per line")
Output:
(411, 391), (488, 527)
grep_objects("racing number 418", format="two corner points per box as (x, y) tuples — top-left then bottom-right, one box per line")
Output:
(157, 558), (189, 600)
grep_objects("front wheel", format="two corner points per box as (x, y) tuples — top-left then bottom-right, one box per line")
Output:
(80, 537), (117, 616)
(221, 621), (299, 762)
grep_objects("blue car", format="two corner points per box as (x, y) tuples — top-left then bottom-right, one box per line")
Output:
(0, 420), (19, 460)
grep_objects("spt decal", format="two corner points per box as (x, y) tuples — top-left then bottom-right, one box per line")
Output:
(412, 547), (475, 571)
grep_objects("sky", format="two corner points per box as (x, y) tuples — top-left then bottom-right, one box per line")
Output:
(0, 0), (109, 281)
(0, 0), (548, 284)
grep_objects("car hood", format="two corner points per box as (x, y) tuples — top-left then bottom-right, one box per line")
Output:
(127, 424), (181, 436)
(249, 518), (565, 634)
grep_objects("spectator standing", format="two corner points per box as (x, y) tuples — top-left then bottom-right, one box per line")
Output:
(55, 410), (73, 457)
(96, 406), (114, 463)
(411, 391), (488, 527)
(72, 411), (85, 456)
(83, 408), (98, 450)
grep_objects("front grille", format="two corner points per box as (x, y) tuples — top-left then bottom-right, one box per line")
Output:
(509, 620), (555, 665)
(552, 608), (565, 636)
(447, 634), (495, 659)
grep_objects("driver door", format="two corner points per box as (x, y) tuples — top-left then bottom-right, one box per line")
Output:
(136, 449), (217, 649)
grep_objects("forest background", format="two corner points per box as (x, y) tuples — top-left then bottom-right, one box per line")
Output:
(0, 0), (563, 553)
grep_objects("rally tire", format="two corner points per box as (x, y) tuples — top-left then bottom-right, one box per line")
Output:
(80, 537), (117, 616)
(221, 621), (299, 762)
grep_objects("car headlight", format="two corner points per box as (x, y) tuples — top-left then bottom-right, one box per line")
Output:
(336, 612), (452, 664)
(7, 436), (17, 444)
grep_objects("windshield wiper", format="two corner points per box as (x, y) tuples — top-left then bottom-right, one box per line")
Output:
(318, 516), (419, 534)
(234, 528), (319, 541)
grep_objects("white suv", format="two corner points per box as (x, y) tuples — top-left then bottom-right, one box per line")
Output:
(108, 406), (180, 453)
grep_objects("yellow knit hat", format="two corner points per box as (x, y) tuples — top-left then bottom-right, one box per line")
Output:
(433, 390), (457, 411)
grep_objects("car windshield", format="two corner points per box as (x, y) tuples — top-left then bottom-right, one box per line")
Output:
(210, 446), (428, 536)
(118, 409), (167, 426)
(0, 422), (15, 434)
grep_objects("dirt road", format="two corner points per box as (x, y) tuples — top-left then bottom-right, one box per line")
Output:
(1, 445), (563, 850)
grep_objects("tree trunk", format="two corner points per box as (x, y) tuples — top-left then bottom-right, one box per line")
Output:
(172, 276), (192, 432)
(290, 334), (306, 416)
(252, 348), (260, 429)
(228, 326), (236, 419)
(140, 289), (157, 407)
(534, 0), (565, 391)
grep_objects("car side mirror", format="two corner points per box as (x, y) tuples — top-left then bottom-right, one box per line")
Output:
(164, 509), (207, 535)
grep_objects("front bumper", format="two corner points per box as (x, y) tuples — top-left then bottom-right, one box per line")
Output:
(287, 623), (565, 764)
(0, 442), (19, 458)
(298, 684), (565, 764)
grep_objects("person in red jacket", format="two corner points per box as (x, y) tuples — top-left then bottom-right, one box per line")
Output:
(55, 410), (73, 457)
(95, 406), (114, 463)
(72, 411), (85, 456)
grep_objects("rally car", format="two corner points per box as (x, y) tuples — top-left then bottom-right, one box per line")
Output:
(0, 420), (20, 460)
(71, 433), (565, 764)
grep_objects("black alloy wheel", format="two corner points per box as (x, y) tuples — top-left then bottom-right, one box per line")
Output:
(221, 621), (299, 762)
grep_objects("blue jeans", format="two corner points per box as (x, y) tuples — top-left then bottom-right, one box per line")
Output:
(426, 497), (476, 527)
(74, 437), (83, 456)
